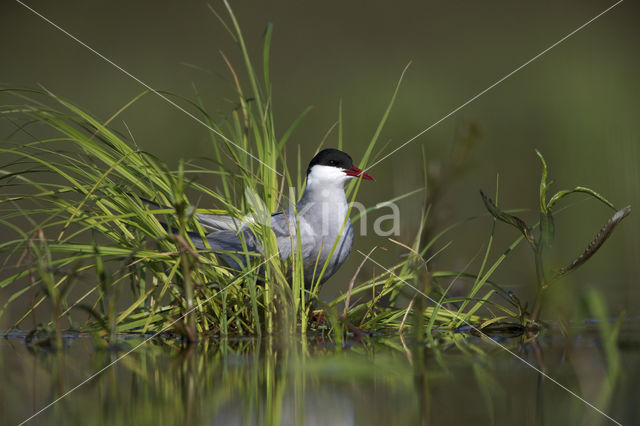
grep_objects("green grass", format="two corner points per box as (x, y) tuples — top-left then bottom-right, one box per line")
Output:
(0, 3), (628, 345)
(479, 150), (631, 322)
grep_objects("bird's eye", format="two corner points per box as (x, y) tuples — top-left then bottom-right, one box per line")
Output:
(329, 160), (336, 166)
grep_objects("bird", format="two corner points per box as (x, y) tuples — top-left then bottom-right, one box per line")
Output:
(151, 149), (374, 287)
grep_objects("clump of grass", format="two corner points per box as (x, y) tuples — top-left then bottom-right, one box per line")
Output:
(0, 3), (409, 342)
(480, 150), (631, 323)
(2, 3), (613, 344)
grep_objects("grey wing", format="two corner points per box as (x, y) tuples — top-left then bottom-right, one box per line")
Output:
(194, 211), (294, 268)
(193, 228), (263, 271)
(307, 221), (353, 284)
(196, 213), (245, 232)
(269, 211), (296, 261)
(333, 221), (354, 268)
(269, 211), (333, 268)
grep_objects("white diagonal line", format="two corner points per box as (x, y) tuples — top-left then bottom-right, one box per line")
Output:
(18, 254), (278, 425)
(357, 250), (622, 426)
(365, 0), (623, 172)
(14, 0), (283, 177)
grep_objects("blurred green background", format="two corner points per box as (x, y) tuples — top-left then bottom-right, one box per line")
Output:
(1, 0), (638, 323)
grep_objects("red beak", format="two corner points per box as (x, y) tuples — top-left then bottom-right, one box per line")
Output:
(344, 166), (374, 181)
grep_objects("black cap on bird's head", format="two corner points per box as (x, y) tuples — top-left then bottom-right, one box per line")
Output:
(306, 149), (374, 181)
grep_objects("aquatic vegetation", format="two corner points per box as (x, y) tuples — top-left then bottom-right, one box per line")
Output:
(0, 3), (629, 345)
(3, 323), (634, 425)
(480, 151), (631, 322)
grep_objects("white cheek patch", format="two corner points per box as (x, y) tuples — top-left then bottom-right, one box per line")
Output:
(306, 165), (349, 187)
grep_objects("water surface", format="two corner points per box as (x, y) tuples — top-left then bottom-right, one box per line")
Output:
(2, 322), (639, 425)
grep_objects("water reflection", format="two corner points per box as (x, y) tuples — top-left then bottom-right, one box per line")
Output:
(1, 324), (638, 425)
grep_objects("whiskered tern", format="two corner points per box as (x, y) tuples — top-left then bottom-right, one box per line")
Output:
(152, 149), (373, 286)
